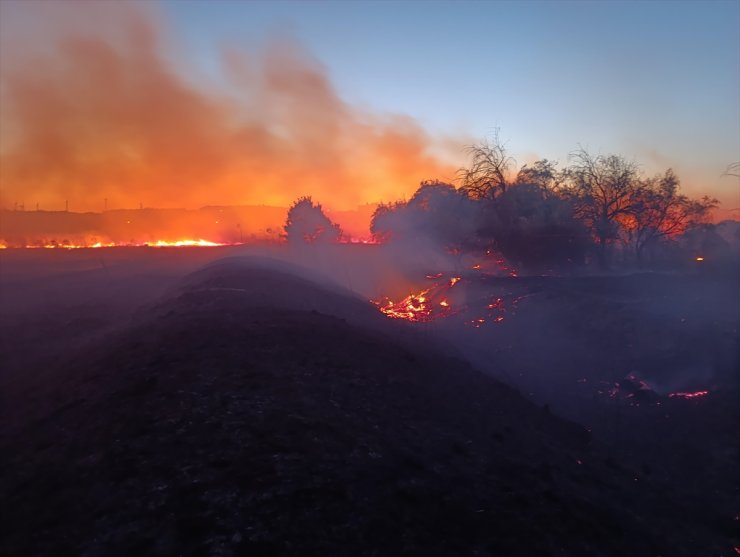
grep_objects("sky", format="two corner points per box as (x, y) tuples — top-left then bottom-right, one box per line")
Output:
(1, 0), (738, 218)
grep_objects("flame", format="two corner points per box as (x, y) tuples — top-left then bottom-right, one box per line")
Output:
(149, 239), (224, 247)
(340, 236), (381, 245)
(377, 287), (435, 322)
(374, 268), (527, 327)
(2, 232), (383, 249)
(374, 276), (462, 322)
(6, 239), (230, 249)
(465, 293), (527, 328)
(668, 390), (709, 399)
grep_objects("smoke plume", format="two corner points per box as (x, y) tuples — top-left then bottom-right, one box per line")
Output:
(0, 1), (459, 218)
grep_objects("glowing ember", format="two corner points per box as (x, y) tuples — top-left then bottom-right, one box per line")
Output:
(668, 390), (709, 399)
(625, 373), (652, 392)
(599, 374), (709, 404)
(340, 236), (380, 245)
(466, 294), (526, 328)
(602, 373), (660, 404)
(462, 250), (519, 277)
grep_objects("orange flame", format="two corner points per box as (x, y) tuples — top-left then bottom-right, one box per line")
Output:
(6, 239), (229, 249)
(668, 390), (709, 399)
(374, 275), (462, 322)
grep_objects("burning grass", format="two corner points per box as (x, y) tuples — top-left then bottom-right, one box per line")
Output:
(668, 390), (710, 399)
(374, 276), (462, 322)
(372, 250), (523, 325)
(0, 237), (384, 251)
(0, 239), (231, 249)
(372, 274), (526, 328)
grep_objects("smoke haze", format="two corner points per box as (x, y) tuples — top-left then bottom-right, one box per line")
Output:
(0, 1), (459, 215)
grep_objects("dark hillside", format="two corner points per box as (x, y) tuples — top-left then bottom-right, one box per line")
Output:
(0, 262), (731, 556)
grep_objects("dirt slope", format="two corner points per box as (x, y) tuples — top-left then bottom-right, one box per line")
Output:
(0, 264), (730, 556)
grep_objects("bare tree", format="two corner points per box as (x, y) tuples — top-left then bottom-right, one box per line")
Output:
(457, 132), (514, 200)
(561, 149), (642, 268)
(629, 169), (717, 264)
(722, 162), (740, 178)
(515, 159), (562, 193)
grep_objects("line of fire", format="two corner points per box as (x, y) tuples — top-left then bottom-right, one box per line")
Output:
(3, 177), (732, 407)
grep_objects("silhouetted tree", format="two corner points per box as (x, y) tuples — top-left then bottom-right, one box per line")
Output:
(371, 180), (479, 250)
(476, 182), (590, 272)
(515, 159), (562, 191)
(284, 196), (341, 244)
(370, 201), (406, 243)
(627, 169), (717, 264)
(561, 149), (642, 268)
(375, 137), (720, 273)
(680, 223), (733, 263)
(457, 132), (514, 200)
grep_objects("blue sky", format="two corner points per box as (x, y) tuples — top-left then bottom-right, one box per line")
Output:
(161, 0), (739, 210)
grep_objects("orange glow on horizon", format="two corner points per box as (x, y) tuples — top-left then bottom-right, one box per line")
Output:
(0, 3), (460, 217)
(0, 234), (381, 250)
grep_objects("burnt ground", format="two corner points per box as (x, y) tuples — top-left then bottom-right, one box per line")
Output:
(442, 271), (740, 551)
(0, 253), (738, 556)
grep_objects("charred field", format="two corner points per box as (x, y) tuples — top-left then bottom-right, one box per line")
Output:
(0, 245), (738, 556)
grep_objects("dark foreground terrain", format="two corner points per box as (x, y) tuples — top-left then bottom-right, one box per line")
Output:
(1, 254), (738, 556)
